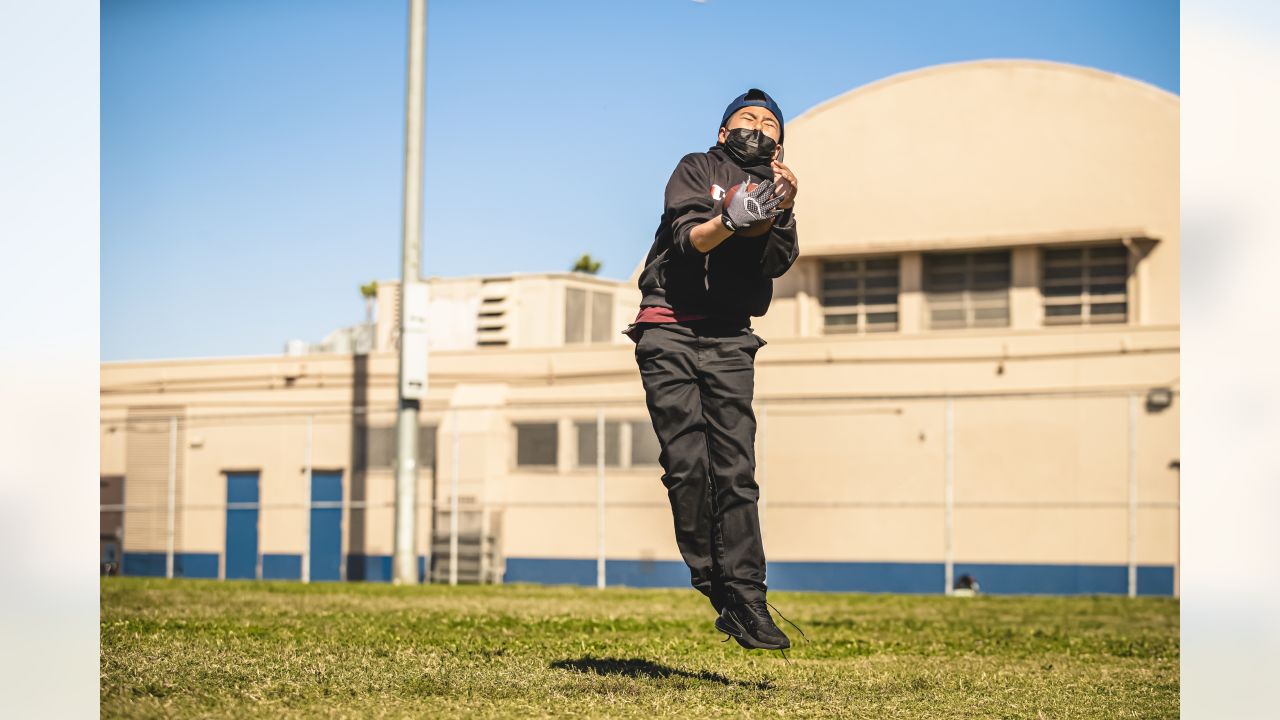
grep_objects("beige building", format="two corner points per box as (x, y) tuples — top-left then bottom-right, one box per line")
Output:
(101, 60), (1179, 595)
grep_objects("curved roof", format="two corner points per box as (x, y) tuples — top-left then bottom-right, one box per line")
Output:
(790, 59), (1176, 128)
(781, 59), (1179, 255)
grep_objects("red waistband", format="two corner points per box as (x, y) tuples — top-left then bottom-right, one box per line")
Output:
(633, 306), (708, 324)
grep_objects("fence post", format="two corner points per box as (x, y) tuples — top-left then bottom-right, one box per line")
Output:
(302, 414), (312, 583)
(450, 408), (460, 586)
(166, 416), (177, 580)
(944, 398), (954, 596)
(479, 502), (491, 584)
(596, 407), (606, 590)
(1128, 393), (1138, 598)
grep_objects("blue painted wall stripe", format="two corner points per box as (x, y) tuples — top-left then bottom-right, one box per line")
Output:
(1137, 565), (1175, 596)
(769, 561), (945, 594)
(262, 554), (302, 580)
(606, 559), (694, 588)
(952, 563), (1129, 595)
(122, 552), (218, 579)
(122, 552), (166, 577)
(117, 552), (1175, 596)
(344, 555), (430, 583)
(174, 553), (219, 579)
(505, 558), (598, 586)
(504, 558), (1177, 596)
(346, 554), (391, 582)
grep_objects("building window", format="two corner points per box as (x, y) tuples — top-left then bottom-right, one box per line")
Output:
(629, 420), (661, 466)
(565, 287), (614, 344)
(515, 423), (558, 467)
(821, 257), (900, 334)
(575, 420), (660, 469)
(923, 250), (1011, 329)
(575, 421), (621, 467)
(1042, 244), (1129, 325)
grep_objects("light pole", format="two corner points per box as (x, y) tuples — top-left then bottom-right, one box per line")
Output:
(393, 0), (429, 586)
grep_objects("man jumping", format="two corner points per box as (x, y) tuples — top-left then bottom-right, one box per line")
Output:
(624, 88), (805, 652)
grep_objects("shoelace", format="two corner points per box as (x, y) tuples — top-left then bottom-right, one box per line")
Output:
(764, 600), (810, 665)
(724, 600), (811, 665)
(765, 600), (810, 645)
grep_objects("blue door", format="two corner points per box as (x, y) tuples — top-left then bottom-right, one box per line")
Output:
(225, 472), (260, 580)
(310, 471), (343, 581)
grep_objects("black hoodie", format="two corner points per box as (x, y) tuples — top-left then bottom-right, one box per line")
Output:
(635, 145), (800, 324)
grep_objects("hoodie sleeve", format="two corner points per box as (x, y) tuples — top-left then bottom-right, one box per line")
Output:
(664, 153), (717, 257)
(760, 207), (799, 278)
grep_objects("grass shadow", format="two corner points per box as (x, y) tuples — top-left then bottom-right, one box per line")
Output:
(551, 656), (774, 690)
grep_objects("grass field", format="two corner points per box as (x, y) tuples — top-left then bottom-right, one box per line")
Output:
(101, 578), (1178, 718)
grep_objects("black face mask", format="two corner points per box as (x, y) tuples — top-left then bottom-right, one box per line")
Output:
(721, 127), (777, 167)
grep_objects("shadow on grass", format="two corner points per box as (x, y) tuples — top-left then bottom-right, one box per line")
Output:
(551, 656), (774, 690)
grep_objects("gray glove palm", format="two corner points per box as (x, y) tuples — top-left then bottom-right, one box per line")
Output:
(721, 179), (784, 232)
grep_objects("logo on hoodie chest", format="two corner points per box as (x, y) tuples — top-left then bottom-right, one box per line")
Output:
(711, 175), (754, 202)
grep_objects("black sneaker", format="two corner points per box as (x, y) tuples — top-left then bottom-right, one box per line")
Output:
(715, 599), (791, 650)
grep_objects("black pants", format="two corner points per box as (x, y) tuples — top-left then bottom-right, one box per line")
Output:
(632, 319), (769, 610)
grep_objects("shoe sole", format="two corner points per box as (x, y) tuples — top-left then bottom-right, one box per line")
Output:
(715, 612), (791, 650)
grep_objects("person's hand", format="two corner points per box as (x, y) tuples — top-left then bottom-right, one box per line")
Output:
(721, 179), (784, 232)
(771, 159), (799, 209)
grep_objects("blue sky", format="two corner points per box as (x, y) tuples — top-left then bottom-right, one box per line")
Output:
(101, 0), (1179, 361)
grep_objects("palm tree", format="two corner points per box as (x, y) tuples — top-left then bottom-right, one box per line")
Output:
(571, 254), (602, 275)
(360, 280), (378, 325)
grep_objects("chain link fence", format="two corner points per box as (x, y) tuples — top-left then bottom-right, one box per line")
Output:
(100, 386), (1179, 596)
